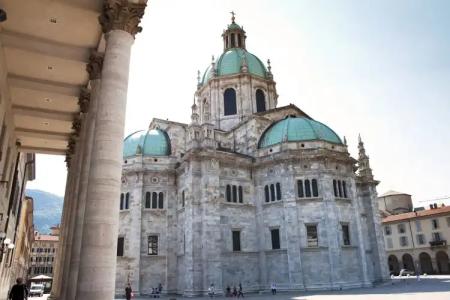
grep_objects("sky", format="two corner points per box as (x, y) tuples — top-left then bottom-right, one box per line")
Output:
(27, 0), (450, 207)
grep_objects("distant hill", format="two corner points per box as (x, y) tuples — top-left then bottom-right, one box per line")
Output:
(26, 189), (63, 234)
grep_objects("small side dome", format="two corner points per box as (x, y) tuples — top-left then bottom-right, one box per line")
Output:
(123, 129), (171, 158)
(259, 116), (342, 148)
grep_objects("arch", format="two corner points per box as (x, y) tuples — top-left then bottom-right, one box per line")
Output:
(256, 89), (266, 112)
(224, 88), (237, 116)
(238, 186), (243, 203)
(338, 180), (343, 198)
(226, 185), (231, 202)
(120, 193), (124, 210)
(264, 185), (270, 203)
(276, 183), (281, 200)
(388, 255), (400, 275)
(231, 33), (235, 47)
(333, 180), (338, 197)
(152, 192), (158, 209)
(297, 180), (304, 198)
(158, 192), (164, 209)
(125, 193), (130, 209)
(270, 184), (275, 202)
(145, 192), (151, 209)
(304, 180), (311, 198)
(181, 190), (185, 207)
(419, 252), (433, 274)
(342, 181), (347, 198)
(232, 185), (237, 203)
(312, 179), (319, 197)
(436, 251), (450, 274)
(402, 253), (415, 271)
(237, 33), (241, 47)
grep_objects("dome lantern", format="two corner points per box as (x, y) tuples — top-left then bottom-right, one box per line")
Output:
(222, 11), (246, 51)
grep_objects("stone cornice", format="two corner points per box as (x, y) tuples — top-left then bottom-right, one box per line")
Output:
(86, 51), (104, 80)
(99, 0), (147, 37)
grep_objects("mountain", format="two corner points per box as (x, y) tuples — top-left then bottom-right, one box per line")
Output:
(26, 189), (63, 234)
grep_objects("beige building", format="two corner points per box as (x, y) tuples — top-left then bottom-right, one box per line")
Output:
(11, 196), (34, 281)
(29, 226), (60, 278)
(382, 205), (450, 275)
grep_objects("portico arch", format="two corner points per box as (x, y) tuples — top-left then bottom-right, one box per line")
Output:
(402, 253), (415, 271)
(436, 251), (450, 274)
(388, 255), (400, 275)
(419, 252), (433, 274)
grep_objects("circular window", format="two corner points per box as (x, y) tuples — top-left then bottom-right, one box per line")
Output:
(151, 177), (159, 184)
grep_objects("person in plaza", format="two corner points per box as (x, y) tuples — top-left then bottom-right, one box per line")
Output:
(271, 282), (277, 295)
(232, 285), (237, 297)
(125, 283), (132, 300)
(237, 283), (244, 298)
(8, 278), (29, 300)
(208, 283), (215, 298)
(158, 283), (163, 293)
(225, 285), (231, 297)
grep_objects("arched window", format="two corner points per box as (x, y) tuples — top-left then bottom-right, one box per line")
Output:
(264, 185), (270, 203)
(342, 181), (347, 198)
(256, 89), (266, 112)
(145, 192), (151, 209)
(333, 180), (338, 197)
(125, 193), (130, 209)
(120, 193), (124, 210)
(158, 192), (164, 209)
(270, 184), (275, 202)
(276, 183), (282, 200)
(226, 185), (231, 202)
(297, 180), (304, 198)
(338, 180), (343, 198)
(305, 180), (311, 198)
(232, 185), (237, 203)
(238, 186), (243, 203)
(182, 190), (185, 207)
(237, 34), (241, 47)
(224, 88), (237, 116)
(231, 33), (235, 47)
(312, 179), (319, 197)
(152, 192), (158, 209)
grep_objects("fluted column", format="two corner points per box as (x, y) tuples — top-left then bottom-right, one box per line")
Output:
(75, 1), (146, 299)
(66, 52), (103, 300)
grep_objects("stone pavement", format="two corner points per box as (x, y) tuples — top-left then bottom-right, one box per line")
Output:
(116, 276), (450, 299)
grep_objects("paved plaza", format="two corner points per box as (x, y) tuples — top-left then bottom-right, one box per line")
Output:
(112, 276), (450, 300)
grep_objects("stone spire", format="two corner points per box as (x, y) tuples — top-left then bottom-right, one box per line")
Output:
(357, 134), (374, 181)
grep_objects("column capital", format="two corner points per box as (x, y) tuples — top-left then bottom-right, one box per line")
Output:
(78, 88), (91, 113)
(86, 51), (104, 80)
(72, 113), (83, 137)
(99, 0), (147, 37)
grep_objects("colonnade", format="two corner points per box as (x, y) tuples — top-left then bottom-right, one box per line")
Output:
(49, 1), (147, 300)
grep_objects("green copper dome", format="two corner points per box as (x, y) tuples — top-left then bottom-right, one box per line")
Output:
(259, 116), (342, 148)
(123, 129), (171, 158)
(202, 48), (268, 85)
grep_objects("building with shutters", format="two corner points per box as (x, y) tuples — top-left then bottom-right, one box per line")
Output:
(29, 226), (60, 278)
(116, 15), (389, 296)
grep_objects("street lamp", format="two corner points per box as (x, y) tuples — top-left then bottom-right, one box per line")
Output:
(0, 234), (14, 262)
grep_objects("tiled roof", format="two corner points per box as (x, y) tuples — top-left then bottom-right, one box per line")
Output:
(382, 206), (450, 223)
(34, 235), (59, 242)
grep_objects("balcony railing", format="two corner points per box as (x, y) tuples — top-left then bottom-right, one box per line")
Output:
(429, 240), (447, 247)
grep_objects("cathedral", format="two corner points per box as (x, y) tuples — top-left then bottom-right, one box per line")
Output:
(115, 15), (389, 296)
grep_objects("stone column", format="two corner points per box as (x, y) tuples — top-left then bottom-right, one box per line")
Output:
(48, 129), (82, 300)
(75, 2), (146, 299)
(66, 52), (103, 300)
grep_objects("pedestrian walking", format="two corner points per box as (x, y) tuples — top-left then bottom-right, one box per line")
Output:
(208, 283), (215, 298)
(125, 283), (132, 300)
(271, 282), (277, 295)
(237, 283), (244, 298)
(8, 278), (28, 300)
